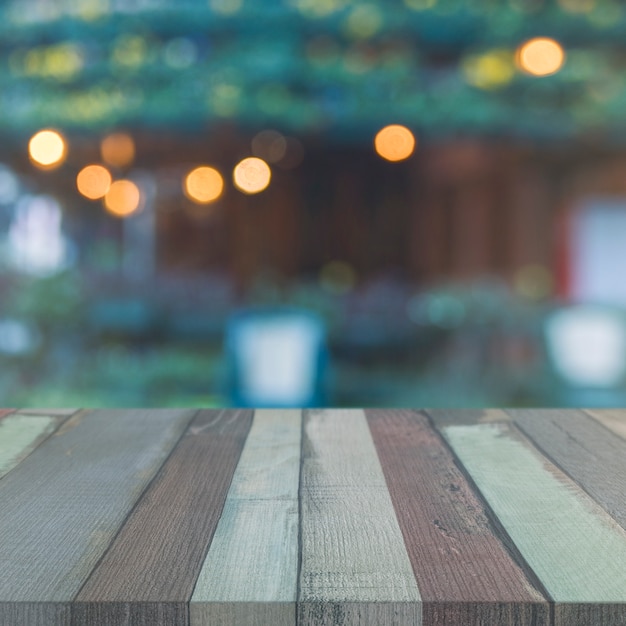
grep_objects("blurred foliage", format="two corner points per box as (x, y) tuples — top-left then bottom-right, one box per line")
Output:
(1, 0), (626, 139)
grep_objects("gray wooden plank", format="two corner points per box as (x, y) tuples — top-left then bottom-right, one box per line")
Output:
(507, 408), (626, 531)
(0, 412), (68, 480)
(190, 409), (300, 626)
(0, 408), (197, 621)
(298, 409), (421, 625)
(17, 409), (80, 417)
(433, 415), (626, 626)
(585, 409), (626, 441)
(73, 409), (253, 626)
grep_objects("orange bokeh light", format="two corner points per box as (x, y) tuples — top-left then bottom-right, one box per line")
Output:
(374, 125), (416, 162)
(29, 129), (67, 169)
(104, 179), (141, 217)
(76, 164), (112, 200)
(517, 37), (565, 76)
(101, 132), (135, 168)
(184, 166), (224, 204)
(233, 157), (271, 194)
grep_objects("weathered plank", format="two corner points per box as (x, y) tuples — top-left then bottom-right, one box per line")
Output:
(366, 409), (549, 626)
(73, 409), (253, 626)
(585, 409), (626, 441)
(0, 413), (67, 479)
(0, 408), (197, 625)
(0, 409), (14, 419)
(435, 417), (626, 626)
(190, 409), (300, 626)
(508, 408), (626, 531)
(298, 408), (421, 625)
(17, 408), (80, 416)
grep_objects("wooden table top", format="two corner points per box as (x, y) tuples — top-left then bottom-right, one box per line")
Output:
(1, 408), (625, 626)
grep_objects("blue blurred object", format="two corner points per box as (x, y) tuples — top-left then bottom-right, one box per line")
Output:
(225, 307), (327, 408)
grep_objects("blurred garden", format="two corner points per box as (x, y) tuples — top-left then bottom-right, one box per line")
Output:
(2, 0), (626, 407)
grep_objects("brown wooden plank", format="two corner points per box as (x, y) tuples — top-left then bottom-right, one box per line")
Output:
(0, 409), (197, 626)
(366, 409), (549, 626)
(507, 408), (626, 531)
(72, 409), (253, 626)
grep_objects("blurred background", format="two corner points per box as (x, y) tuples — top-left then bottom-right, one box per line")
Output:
(2, 0), (626, 407)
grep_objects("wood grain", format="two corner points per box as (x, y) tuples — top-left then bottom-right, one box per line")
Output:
(366, 409), (549, 626)
(508, 408), (626, 531)
(190, 409), (300, 626)
(73, 409), (253, 626)
(0, 408), (196, 622)
(438, 419), (626, 626)
(0, 413), (66, 480)
(298, 409), (422, 625)
(585, 409), (626, 441)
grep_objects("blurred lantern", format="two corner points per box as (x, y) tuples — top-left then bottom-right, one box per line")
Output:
(374, 125), (416, 162)
(517, 38), (565, 76)
(28, 129), (67, 170)
(101, 132), (135, 168)
(76, 164), (112, 200)
(184, 166), (224, 204)
(233, 157), (271, 194)
(104, 179), (141, 217)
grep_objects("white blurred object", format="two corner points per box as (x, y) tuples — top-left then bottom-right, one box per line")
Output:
(568, 200), (626, 305)
(545, 307), (626, 388)
(228, 310), (326, 407)
(6, 195), (74, 276)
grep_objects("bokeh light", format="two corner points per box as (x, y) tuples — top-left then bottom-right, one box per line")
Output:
(76, 164), (112, 200)
(101, 132), (135, 168)
(374, 125), (416, 162)
(517, 38), (565, 77)
(104, 179), (141, 217)
(28, 129), (67, 169)
(514, 264), (554, 300)
(233, 157), (272, 194)
(251, 130), (288, 164)
(184, 166), (224, 204)
(319, 261), (356, 294)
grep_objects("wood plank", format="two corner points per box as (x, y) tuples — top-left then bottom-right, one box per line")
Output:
(0, 409), (15, 419)
(434, 416), (626, 626)
(0, 408), (197, 625)
(190, 409), (300, 626)
(298, 409), (421, 625)
(507, 408), (626, 531)
(585, 408), (626, 441)
(0, 412), (68, 480)
(366, 409), (549, 626)
(17, 408), (80, 416)
(73, 409), (253, 626)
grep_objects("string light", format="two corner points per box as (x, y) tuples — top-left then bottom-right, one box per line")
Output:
(517, 37), (565, 76)
(104, 179), (141, 217)
(374, 125), (416, 162)
(76, 164), (112, 200)
(184, 166), (224, 204)
(29, 129), (67, 169)
(233, 157), (272, 194)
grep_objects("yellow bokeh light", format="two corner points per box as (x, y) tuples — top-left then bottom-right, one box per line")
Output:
(76, 164), (112, 200)
(101, 132), (135, 168)
(233, 157), (272, 194)
(104, 179), (141, 217)
(462, 50), (516, 90)
(374, 125), (416, 162)
(28, 129), (67, 169)
(184, 166), (224, 204)
(558, 0), (595, 13)
(517, 38), (565, 76)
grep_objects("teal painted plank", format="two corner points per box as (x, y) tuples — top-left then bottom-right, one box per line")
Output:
(0, 413), (65, 479)
(439, 420), (626, 625)
(190, 409), (301, 626)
